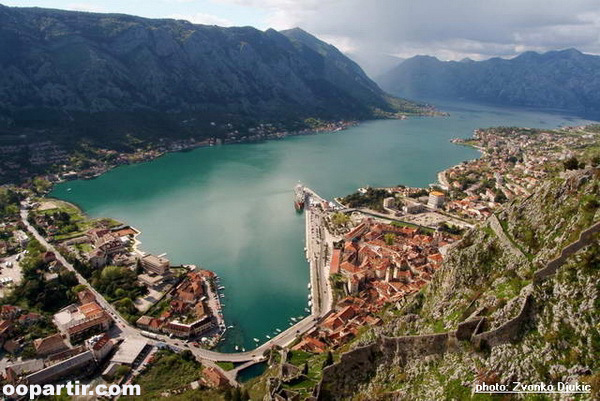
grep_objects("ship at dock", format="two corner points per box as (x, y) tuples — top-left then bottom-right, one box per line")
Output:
(294, 183), (305, 212)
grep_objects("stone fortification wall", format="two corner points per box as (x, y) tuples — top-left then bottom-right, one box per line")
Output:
(533, 221), (600, 283)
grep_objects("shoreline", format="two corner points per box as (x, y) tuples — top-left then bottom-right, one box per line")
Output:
(47, 120), (361, 186)
(435, 133), (486, 189)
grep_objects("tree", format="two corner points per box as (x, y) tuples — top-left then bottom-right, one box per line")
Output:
(384, 233), (395, 246)
(73, 284), (87, 294)
(181, 350), (194, 362)
(135, 258), (144, 275)
(302, 362), (309, 375)
(323, 351), (334, 368)
(232, 388), (242, 401)
(563, 156), (581, 170)
(494, 189), (508, 203)
(114, 365), (131, 379)
(32, 177), (52, 194)
(331, 213), (350, 227)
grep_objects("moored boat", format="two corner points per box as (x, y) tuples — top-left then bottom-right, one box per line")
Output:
(294, 183), (305, 211)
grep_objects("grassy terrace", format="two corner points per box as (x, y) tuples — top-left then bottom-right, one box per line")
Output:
(120, 350), (227, 401)
(283, 350), (329, 395)
(216, 361), (235, 371)
(390, 220), (435, 234)
(34, 198), (120, 241)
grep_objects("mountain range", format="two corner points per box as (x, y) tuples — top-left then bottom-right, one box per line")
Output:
(0, 5), (421, 143)
(378, 48), (600, 114)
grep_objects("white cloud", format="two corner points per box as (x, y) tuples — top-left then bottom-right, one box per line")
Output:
(168, 12), (234, 26)
(215, 0), (600, 75)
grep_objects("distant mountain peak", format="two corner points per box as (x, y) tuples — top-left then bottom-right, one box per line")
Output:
(280, 27), (310, 35)
(557, 47), (582, 55)
(280, 27), (330, 49)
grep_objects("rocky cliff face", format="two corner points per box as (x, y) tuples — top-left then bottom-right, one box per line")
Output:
(316, 169), (600, 400)
(378, 49), (600, 115)
(0, 6), (420, 141)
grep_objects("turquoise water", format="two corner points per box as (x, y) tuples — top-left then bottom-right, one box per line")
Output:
(237, 362), (268, 382)
(50, 101), (596, 351)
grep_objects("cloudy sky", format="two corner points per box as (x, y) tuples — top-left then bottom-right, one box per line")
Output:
(3, 0), (600, 75)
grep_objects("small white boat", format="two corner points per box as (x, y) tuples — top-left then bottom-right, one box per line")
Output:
(276, 328), (282, 333)
(242, 348), (246, 352)
(305, 308), (310, 313)
(67, 188), (72, 192)
(253, 338), (260, 342)
(218, 286), (225, 290)
(235, 346), (239, 351)
(289, 322), (293, 326)
(220, 294), (225, 298)
(290, 317), (297, 322)
(308, 300), (312, 307)
(266, 335), (271, 339)
(228, 325), (234, 329)
(308, 294), (312, 299)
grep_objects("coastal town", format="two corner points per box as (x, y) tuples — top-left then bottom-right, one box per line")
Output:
(0, 122), (598, 398)
(0, 120), (357, 185)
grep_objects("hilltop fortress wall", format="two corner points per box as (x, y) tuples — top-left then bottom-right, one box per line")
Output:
(533, 221), (600, 283)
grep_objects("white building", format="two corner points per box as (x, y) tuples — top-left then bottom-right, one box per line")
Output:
(427, 191), (445, 209)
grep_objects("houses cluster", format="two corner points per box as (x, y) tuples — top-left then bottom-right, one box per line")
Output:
(218, 120), (355, 144)
(0, 141), (71, 182)
(296, 218), (457, 351)
(0, 141), (68, 168)
(294, 296), (383, 353)
(332, 218), (453, 300)
(53, 289), (113, 343)
(136, 271), (215, 339)
(441, 126), (600, 221)
(0, 228), (29, 256)
(0, 305), (42, 353)
(2, 288), (117, 386)
(84, 227), (133, 268)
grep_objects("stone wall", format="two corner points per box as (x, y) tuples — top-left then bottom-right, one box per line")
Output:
(456, 317), (485, 341)
(317, 343), (380, 401)
(533, 221), (600, 283)
(489, 214), (526, 260)
(380, 333), (450, 364)
(471, 293), (533, 349)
